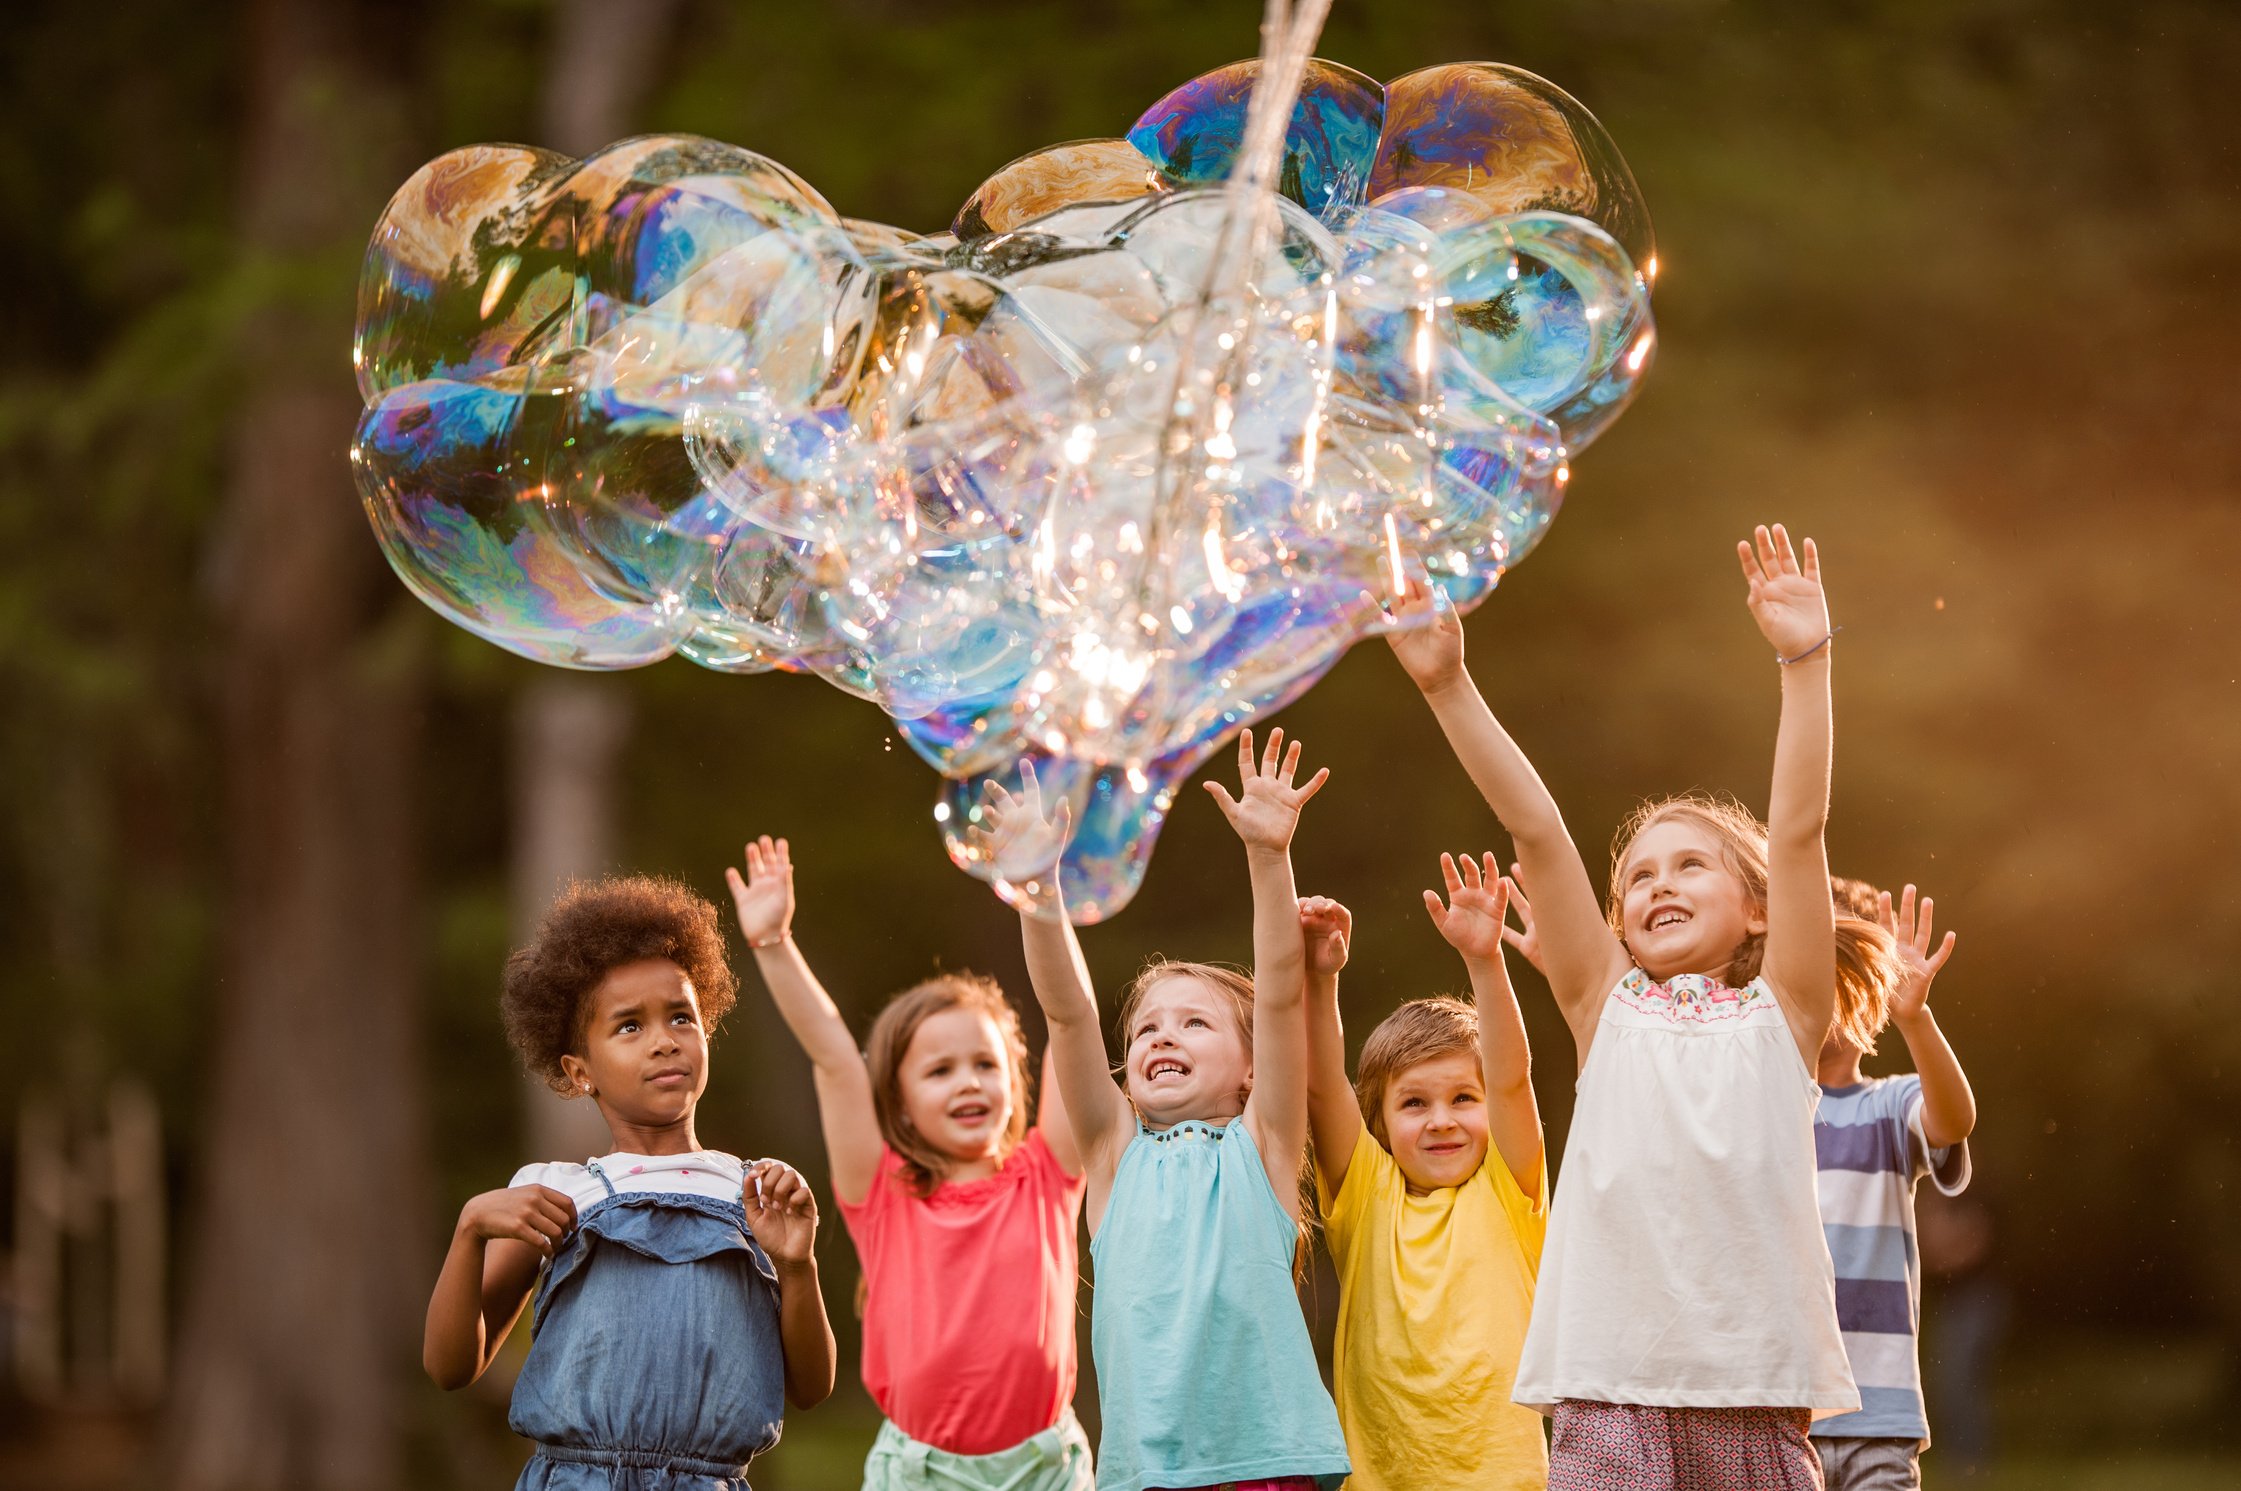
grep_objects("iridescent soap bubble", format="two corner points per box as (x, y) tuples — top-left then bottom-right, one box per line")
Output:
(358, 56), (1660, 921)
(1129, 58), (1386, 221)
(1369, 62), (1656, 279)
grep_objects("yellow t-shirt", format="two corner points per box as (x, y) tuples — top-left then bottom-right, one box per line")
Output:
(1318, 1117), (1550, 1491)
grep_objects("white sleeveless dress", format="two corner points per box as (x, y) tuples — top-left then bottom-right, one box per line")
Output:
(1513, 970), (1859, 1417)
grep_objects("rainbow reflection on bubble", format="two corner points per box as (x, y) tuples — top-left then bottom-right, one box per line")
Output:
(353, 56), (1657, 920)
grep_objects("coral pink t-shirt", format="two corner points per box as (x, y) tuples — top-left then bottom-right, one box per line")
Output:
(837, 1129), (1086, 1454)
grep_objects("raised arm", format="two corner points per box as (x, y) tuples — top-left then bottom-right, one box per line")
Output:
(1387, 581), (1629, 1047)
(1740, 525), (1839, 1063)
(1204, 729), (1328, 1216)
(977, 769), (1136, 1183)
(1424, 854), (1545, 1195)
(1299, 895), (1362, 1195)
(1883, 885), (1975, 1148)
(726, 838), (883, 1206)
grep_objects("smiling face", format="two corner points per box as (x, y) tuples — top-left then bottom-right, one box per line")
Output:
(1380, 1049), (1491, 1193)
(1616, 816), (1766, 980)
(1123, 973), (1254, 1128)
(560, 957), (709, 1135)
(896, 1006), (1018, 1170)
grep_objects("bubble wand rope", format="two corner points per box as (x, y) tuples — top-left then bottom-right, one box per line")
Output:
(1134, 0), (1335, 648)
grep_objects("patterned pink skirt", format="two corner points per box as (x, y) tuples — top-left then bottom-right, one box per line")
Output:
(1551, 1401), (1824, 1490)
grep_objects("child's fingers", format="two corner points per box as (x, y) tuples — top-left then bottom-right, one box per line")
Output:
(1422, 888), (1449, 925)
(1487, 875), (1510, 920)
(1755, 524), (1779, 575)
(1926, 930), (1958, 974)
(1500, 875), (1534, 926)
(1279, 737), (1303, 785)
(1261, 728), (1286, 780)
(1801, 535), (1821, 582)
(1202, 780), (1240, 821)
(1236, 728), (1257, 779)
(1913, 892), (1934, 949)
(1459, 853), (1482, 890)
(1293, 766), (1329, 804)
(1441, 852), (1463, 897)
(1898, 884), (1919, 940)
(1771, 523), (1798, 574)
(1737, 539), (1762, 587)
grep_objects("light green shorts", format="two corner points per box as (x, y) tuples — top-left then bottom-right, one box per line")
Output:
(861, 1408), (1095, 1491)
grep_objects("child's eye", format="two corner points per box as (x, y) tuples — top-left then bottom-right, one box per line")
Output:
(1186, 1016), (1208, 1028)
(1401, 1096), (1423, 1108)
(618, 1020), (639, 1033)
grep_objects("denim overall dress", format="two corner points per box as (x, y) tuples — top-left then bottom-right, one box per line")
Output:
(508, 1159), (788, 1488)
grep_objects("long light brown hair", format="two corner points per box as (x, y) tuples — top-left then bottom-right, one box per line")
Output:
(1116, 958), (1315, 1283)
(1607, 795), (1898, 1033)
(864, 972), (1032, 1198)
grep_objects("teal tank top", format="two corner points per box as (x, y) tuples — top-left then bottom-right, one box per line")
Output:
(1087, 1117), (1349, 1491)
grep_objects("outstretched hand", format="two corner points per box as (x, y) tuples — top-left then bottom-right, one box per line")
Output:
(1299, 895), (1353, 977)
(1383, 575), (1467, 694)
(1737, 523), (1832, 659)
(726, 835), (794, 947)
(1499, 863), (1547, 976)
(968, 761), (1073, 886)
(1423, 852), (1512, 965)
(1881, 883), (1957, 1022)
(1204, 728), (1329, 853)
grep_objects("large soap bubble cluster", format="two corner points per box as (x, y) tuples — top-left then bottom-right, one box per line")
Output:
(353, 46), (1656, 921)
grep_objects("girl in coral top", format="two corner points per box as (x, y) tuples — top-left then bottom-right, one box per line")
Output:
(728, 837), (1091, 1491)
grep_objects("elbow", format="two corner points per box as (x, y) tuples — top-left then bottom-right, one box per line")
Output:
(423, 1351), (475, 1392)
(786, 1355), (837, 1410)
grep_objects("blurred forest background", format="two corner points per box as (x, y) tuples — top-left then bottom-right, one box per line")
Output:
(2, 0), (2236, 1487)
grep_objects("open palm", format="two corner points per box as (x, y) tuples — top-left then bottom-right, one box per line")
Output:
(1881, 883), (1957, 1020)
(726, 835), (794, 945)
(1204, 728), (1329, 853)
(1738, 523), (1831, 658)
(1424, 852), (1511, 963)
(970, 763), (1071, 882)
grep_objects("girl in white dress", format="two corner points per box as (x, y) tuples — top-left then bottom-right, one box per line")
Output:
(1386, 524), (1885, 1491)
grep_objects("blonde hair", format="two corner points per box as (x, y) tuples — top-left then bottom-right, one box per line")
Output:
(1353, 997), (1480, 1145)
(864, 972), (1032, 1198)
(1114, 958), (1313, 1282)
(1606, 795), (1899, 1041)
(1827, 876), (1897, 1053)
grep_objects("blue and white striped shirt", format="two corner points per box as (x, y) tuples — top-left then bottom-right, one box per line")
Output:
(1812, 1074), (1971, 1442)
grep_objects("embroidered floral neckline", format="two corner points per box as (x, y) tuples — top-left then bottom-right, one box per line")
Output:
(1612, 968), (1773, 1024)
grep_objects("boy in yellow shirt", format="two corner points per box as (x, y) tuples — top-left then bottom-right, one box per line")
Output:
(1302, 852), (1549, 1491)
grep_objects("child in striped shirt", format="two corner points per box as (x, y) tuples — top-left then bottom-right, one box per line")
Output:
(1812, 879), (1978, 1490)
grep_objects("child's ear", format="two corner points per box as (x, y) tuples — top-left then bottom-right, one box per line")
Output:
(559, 1052), (593, 1097)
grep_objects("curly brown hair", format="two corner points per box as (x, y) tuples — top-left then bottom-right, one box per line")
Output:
(501, 876), (739, 1095)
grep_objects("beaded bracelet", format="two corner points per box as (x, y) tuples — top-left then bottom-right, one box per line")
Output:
(1779, 627), (1840, 665)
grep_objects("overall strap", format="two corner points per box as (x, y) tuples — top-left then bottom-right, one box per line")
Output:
(582, 1158), (620, 1199)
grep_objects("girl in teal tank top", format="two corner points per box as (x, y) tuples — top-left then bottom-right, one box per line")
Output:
(976, 731), (1350, 1491)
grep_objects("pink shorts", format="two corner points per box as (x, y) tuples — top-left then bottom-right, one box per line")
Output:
(1550, 1401), (1824, 1491)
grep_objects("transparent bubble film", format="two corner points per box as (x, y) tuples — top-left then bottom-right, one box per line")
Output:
(353, 57), (1656, 920)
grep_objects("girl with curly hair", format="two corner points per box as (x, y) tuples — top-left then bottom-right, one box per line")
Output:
(423, 874), (835, 1490)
